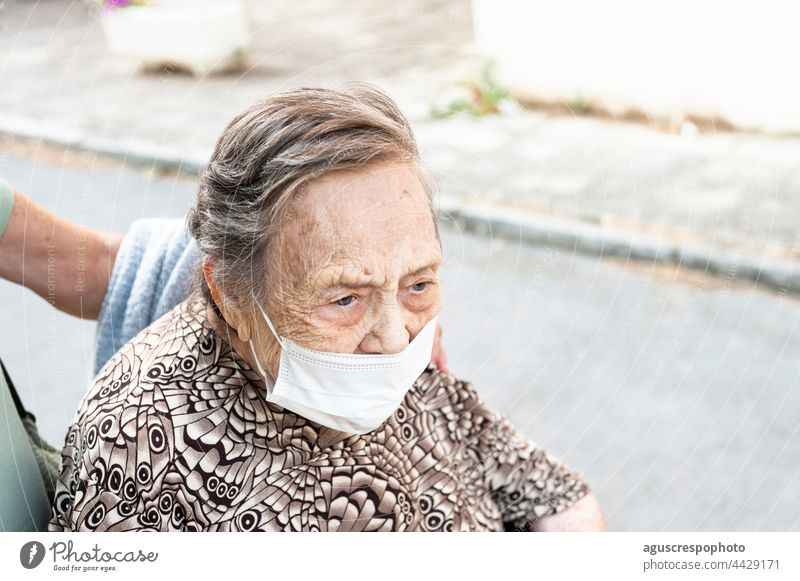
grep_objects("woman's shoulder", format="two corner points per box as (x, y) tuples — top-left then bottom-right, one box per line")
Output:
(405, 364), (491, 424)
(74, 297), (229, 426)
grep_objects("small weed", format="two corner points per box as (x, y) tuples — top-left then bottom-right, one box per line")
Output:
(431, 62), (511, 118)
(569, 93), (592, 114)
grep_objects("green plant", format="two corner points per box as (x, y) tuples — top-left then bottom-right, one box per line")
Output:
(569, 93), (592, 114)
(431, 62), (510, 118)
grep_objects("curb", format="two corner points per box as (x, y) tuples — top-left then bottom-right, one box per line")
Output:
(0, 114), (208, 174)
(437, 195), (799, 295)
(2, 115), (797, 295)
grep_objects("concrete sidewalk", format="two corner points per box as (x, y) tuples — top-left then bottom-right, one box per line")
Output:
(1, 0), (798, 291)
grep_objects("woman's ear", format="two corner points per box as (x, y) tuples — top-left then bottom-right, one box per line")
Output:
(202, 258), (251, 343)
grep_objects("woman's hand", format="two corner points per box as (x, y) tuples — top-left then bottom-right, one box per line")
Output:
(533, 491), (608, 531)
(431, 320), (448, 373)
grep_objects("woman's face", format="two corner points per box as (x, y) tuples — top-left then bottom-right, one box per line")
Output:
(251, 161), (443, 378)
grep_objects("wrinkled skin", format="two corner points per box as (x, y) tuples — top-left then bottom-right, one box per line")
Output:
(207, 161), (443, 382)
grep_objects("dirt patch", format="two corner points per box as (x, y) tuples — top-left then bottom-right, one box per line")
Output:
(604, 254), (800, 302)
(514, 91), (741, 136)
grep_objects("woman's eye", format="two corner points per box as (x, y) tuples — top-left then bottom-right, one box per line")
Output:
(411, 282), (429, 293)
(334, 295), (356, 307)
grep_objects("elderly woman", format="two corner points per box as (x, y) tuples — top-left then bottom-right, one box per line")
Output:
(49, 85), (606, 532)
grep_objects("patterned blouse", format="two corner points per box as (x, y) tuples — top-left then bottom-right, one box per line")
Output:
(49, 298), (590, 532)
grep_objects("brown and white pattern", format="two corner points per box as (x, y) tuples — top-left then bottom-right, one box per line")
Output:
(49, 298), (590, 532)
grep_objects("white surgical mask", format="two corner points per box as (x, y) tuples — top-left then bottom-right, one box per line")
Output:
(248, 302), (438, 435)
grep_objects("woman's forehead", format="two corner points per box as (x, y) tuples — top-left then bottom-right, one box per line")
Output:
(291, 165), (433, 242)
(278, 163), (439, 285)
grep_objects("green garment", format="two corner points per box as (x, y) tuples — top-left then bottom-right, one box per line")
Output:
(0, 178), (13, 239)
(0, 359), (58, 531)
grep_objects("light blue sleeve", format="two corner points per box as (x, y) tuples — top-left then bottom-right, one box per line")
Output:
(93, 218), (200, 376)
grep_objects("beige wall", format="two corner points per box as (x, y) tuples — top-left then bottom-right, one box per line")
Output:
(473, 0), (800, 133)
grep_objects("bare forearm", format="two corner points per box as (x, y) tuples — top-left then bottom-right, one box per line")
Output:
(0, 189), (122, 319)
(533, 491), (608, 531)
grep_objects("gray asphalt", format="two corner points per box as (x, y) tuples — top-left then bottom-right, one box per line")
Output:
(1, 147), (798, 532)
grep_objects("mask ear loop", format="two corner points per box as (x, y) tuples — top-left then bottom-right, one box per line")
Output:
(255, 301), (284, 347)
(250, 300), (284, 396)
(248, 338), (276, 395)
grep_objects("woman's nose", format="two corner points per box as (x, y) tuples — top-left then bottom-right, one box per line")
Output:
(358, 311), (411, 355)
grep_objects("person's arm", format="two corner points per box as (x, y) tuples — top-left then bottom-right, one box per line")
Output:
(0, 186), (122, 319)
(470, 384), (607, 531)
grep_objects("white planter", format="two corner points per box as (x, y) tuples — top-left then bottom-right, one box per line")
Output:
(101, 0), (250, 76)
(473, 0), (800, 133)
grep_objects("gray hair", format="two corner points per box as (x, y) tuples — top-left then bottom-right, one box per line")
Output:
(186, 83), (440, 314)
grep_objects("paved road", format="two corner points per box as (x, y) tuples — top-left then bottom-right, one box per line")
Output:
(1, 148), (798, 532)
